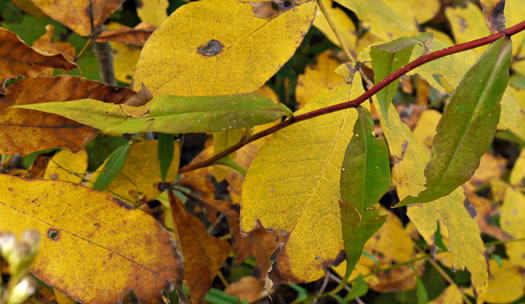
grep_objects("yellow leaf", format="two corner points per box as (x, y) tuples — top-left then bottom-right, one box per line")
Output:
(464, 260), (524, 303)
(429, 285), (463, 304)
(112, 41), (141, 84)
(43, 150), (88, 184)
(0, 174), (183, 303)
(313, 0), (357, 52)
(405, 0), (440, 24)
(295, 50), (345, 108)
(412, 109), (441, 149)
(501, 187), (525, 268)
(510, 149), (525, 186)
(241, 76), (364, 282)
(445, 2), (490, 54)
(137, 0), (168, 27)
(373, 99), (489, 304)
(336, 0), (417, 41)
(54, 290), (75, 304)
(91, 140), (180, 203)
(424, 28), (454, 46)
(505, 0), (525, 66)
(133, 0), (316, 96)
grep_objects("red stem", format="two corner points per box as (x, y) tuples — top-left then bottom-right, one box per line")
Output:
(179, 20), (525, 173)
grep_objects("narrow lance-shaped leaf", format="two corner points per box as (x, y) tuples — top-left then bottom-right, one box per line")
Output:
(15, 94), (291, 134)
(157, 133), (175, 182)
(398, 37), (512, 206)
(339, 106), (390, 281)
(371, 32), (433, 118)
(92, 142), (130, 191)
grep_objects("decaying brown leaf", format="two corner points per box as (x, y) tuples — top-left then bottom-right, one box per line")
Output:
(33, 25), (76, 61)
(169, 192), (231, 303)
(0, 28), (77, 86)
(96, 22), (156, 46)
(31, 0), (125, 37)
(0, 76), (135, 155)
(225, 276), (267, 303)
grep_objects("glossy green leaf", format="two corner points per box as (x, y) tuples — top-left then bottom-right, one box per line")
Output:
(398, 37), (512, 206)
(339, 106), (390, 281)
(371, 33), (433, 116)
(14, 94), (292, 134)
(157, 133), (175, 182)
(92, 142), (130, 191)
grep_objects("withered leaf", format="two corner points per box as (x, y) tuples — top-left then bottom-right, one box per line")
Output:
(0, 76), (135, 155)
(32, 25), (76, 61)
(96, 22), (156, 46)
(0, 28), (77, 86)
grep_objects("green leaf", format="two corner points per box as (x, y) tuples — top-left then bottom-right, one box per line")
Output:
(215, 156), (247, 176)
(410, 264), (428, 304)
(371, 33), (433, 117)
(92, 142), (130, 191)
(433, 221), (448, 252)
(157, 133), (175, 182)
(14, 94), (292, 134)
(339, 106), (390, 281)
(398, 37), (512, 206)
(344, 275), (368, 301)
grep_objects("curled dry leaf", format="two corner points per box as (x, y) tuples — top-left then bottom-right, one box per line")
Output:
(168, 192), (231, 304)
(32, 25), (76, 61)
(0, 76), (135, 155)
(31, 0), (125, 37)
(225, 276), (267, 303)
(0, 174), (183, 304)
(0, 28), (77, 86)
(96, 22), (156, 46)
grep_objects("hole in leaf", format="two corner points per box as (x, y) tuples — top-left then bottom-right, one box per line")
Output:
(47, 229), (59, 240)
(197, 39), (223, 57)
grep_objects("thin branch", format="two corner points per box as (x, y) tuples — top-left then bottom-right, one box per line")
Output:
(317, 0), (355, 63)
(92, 26), (116, 85)
(179, 20), (525, 173)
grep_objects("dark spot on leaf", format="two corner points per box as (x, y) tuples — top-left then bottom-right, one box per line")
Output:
(393, 141), (408, 164)
(94, 223), (100, 227)
(458, 16), (468, 33)
(376, 252), (385, 259)
(315, 255), (319, 260)
(197, 39), (223, 57)
(50, 173), (58, 180)
(47, 229), (59, 240)
(463, 197), (477, 219)
(283, 0), (292, 7)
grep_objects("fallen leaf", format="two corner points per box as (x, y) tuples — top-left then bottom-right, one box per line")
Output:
(17, 94), (292, 135)
(96, 22), (156, 46)
(464, 259), (524, 303)
(225, 276), (266, 303)
(241, 76), (364, 282)
(31, 0), (125, 36)
(501, 187), (525, 268)
(0, 28), (77, 85)
(429, 285), (463, 304)
(168, 191), (231, 303)
(295, 50), (345, 108)
(132, 0), (316, 96)
(137, 0), (168, 27)
(0, 174), (183, 303)
(32, 24), (75, 62)
(43, 149), (88, 183)
(0, 76), (135, 155)
(91, 140), (180, 204)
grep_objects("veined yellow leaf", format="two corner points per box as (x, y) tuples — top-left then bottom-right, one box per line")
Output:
(43, 150), (88, 184)
(241, 75), (365, 282)
(132, 0), (316, 96)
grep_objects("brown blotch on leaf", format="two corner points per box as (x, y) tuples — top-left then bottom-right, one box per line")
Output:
(197, 39), (223, 57)
(463, 197), (477, 219)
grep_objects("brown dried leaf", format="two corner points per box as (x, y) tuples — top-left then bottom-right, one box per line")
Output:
(0, 28), (77, 86)
(32, 0), (125, 37)
(33, 25), (76, 61)
(169, 192), (231, 303)
(0, 76), (135, 155)
(225, 276), (267, 303)
(96, 22), (156, 46)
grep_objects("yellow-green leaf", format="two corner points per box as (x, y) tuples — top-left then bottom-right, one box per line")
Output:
(0, 174), (183, 303)
(313, 0), (357, 53)
(241, 75), (365, 282)
(399, 37), (512, 206)
(137, 0), (168, 27)
(15, 94), (291, 134)
(446, 2), (491, 54)
(372, 98), (488, 303)
(43, 150), (88, 183)
(132, 0), (316, 96)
